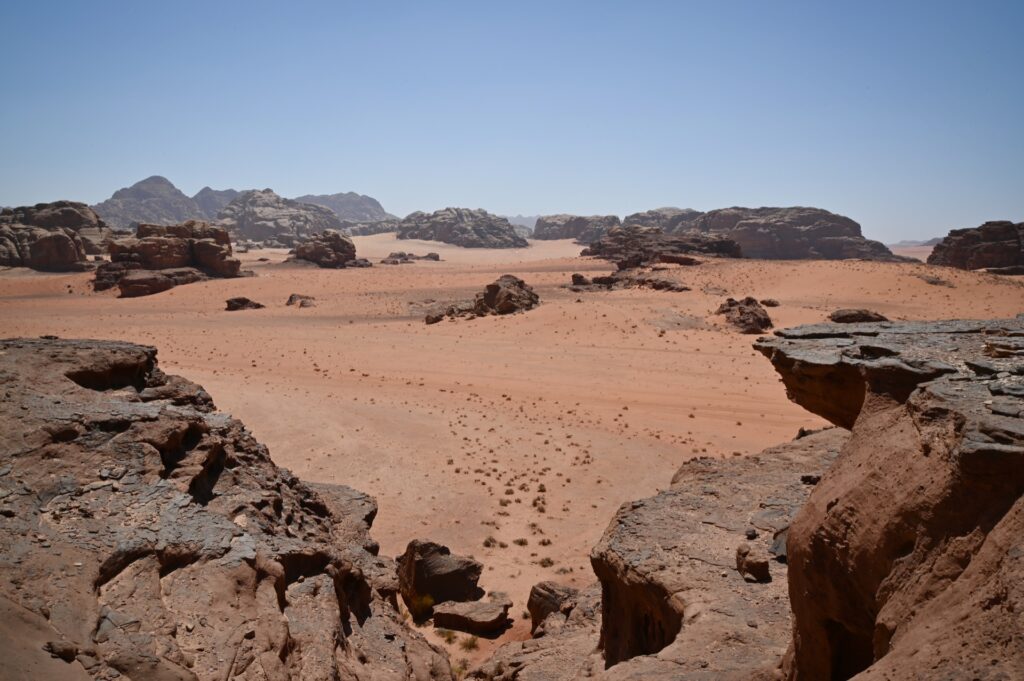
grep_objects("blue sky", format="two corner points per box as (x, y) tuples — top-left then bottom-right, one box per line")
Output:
(1, 1), (1021, 241)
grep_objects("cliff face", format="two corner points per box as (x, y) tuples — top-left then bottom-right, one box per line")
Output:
(927, 220), (1024, 271)
(756, 317), (1024, 680)
(532, 214), (620, 243)
(0, 338), (452, 681)
(397, 208), (528, 248)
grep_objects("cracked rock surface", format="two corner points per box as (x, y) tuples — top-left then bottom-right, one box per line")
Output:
(0, 337), (452, 681)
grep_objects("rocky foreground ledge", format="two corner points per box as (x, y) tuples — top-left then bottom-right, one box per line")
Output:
(0, 338), (451, 680)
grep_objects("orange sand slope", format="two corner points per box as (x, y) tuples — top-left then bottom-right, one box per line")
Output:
(2, 235), (1021, 657)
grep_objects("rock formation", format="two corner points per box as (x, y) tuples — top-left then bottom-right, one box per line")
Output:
(425, 275), (539, 324)
(93, 221), (241, 297)
(286, 294), (316, 307)
(755, 317), (1024, 680)
(568, 271), (691, 293)
(526, 582), (579, 634)
(191, 187), (242, 219)
(927, 220), (1024, 270)
(225, 297), (264, 311)
(693, 207), (908, 261)
(532, 215), (621, 244)
(0, 201), (111, 270)
(829, 309), (889, 323)
(294, 192), (393, 222)
(380, 251), (441, 265)
(433, 594), (512, 635)
(0, 337), (452, 680)
(398, 208), (529, 248)
(581, 225), (742, 269)
(292, 230), (363, 268)
(217, 189), (345, 246)
(397, 540), (484, 620)
(622, 207), (704, 234)
(716, 297), (773, 333)
(341, 219), (401, 236)
(92, 176), (203, 230)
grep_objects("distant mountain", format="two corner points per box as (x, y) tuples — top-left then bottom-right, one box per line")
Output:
(504, 214), (539, 230)
(91, 176), (202, 230)
(293, 192), (393, 222)
(888, 237), (942, 247)
(193, 187), (242, 219)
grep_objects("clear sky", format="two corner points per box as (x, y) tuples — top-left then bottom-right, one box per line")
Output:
(1, 1), (1021, 241)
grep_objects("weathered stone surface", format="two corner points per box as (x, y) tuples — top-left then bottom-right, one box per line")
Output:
(225, 297), (264, 311)
(218, 189), (345, 246)
(527, 582), (579, 634)
(927, 220), (1024, 270)
(581, 225), (741, 269)
(756, 317), (1024, 680)
(716, 297), (773, 333)
(568, 270), (691, 293)
(426, 275), (539, 324)
(380, 251), (441, 265)
(397, 540), (484, 620)
(286, 293), (316, 307)
(292, 230), (360, 268)
(433, 594), (512, 635)
(341, 219), (401, 236)
(693, 207), (909, 261)
(398, 208), (529, 248)
(533, 214), (621, 244)
(0, 201), (110, 270)
(117, 267), (205, 298)
(829, 308), (889, 323)
(294, 192), (393, 222)
(0, 338), (453, 681)
(622, 207), (704, 234)
(92, 176), (203, 230)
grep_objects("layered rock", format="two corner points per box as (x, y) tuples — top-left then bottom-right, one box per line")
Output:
(581, 225), (741, 269)
(927, 220), (1024, 270)
(341, 219), (401, 236)
(755, 317), (1024, 680)
(0, 338), (452, 680)
(433, 594), (512, 635)
(93, 221), (241, 297)
(294, 192), (393, 222)
(533, 214), (621, 244)
(425, 275), (539, 324)
(292, 230), (361, 268)
(568, 271), (690, 293)
(622, 207), (703, 234)
(693, 207), (908, 261)
(0, 201), (110, 270)
(397, 540), (484, 620)
(217, 189), (345, 246)
(380, 251), (441, 265)
(92, 176), (203, 230)
(828, 309), (889, 323)
(191, 187), (242, 219)
(398, 208), (529, 248)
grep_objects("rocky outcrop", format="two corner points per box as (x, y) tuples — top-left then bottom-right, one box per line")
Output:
(92, 176), (203, 230)
(397, 540), (484, 620)
(225, 297), (264, 311)
(622, 207), (704, 234)
(292, 230), (361, 268)
(381, 251), (441, 265)
(927, 220), (1024, 270)
(342, 219), (401, 236)
(755, 317), (1024, 680)
(829, 309), (889, 323)
(0, 338), (452, 681)
(286, 293), (316, 307)
(716, 297), (773, 333)
(217, 189), (345, 246)
(425, 275), (539, 324)
(533, 215), (621, 244)
(191, 187), (241, 219)
(0, 201), (110, 270)
(568, 271), (691, 293)
(294, 192), (393, 222)
(433, 594), (512, 635)
(581, 225), (741, 269)
(398, 208), (529, 248)
(693, 207), (908, 261)
(93, 221), (241, 297)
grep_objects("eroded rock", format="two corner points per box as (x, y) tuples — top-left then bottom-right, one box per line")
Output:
(533, 214), (621, 244)
(292, 229), (360, 268)
(398, 208), (529, 248)
(217, 189), (345, 246)
(927, 220), (1024, 270)
(397, 540), (484, 620)
(716, 296), (773, 333)
(0, 201), (107, 271)
(829, 308), (889, 323)
(581, 225), (741, 268)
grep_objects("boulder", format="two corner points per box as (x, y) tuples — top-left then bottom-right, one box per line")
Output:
(396, 540), (484, 620)
(533, 214), (621, 244)
(425, 276), (539, 324)
(527, 582), (579, 633)
(92, 176), (203, 230)
(433, 594), (512, 635)
(0, 201), (110, 270)
(828, 308), (889, 323)
(581, 225), (741, 268)
(217, 189), (345, 246)
(716, 297), (773, 333)
(0, 338), (453, 681)
(286, 293), (316, 307)
(735, 544), (772, 582)
(225, 297), (264, 311)
(927, 220), (1024, 270)
(755, 316), (1024, 680)
(292, 229), (360, 268)
(622, 207), (704, 234)
(693, 207), (910, 261)
(397, 208), (528, 248)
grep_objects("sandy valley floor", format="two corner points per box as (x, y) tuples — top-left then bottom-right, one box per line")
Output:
(2, 234), (1021, 661)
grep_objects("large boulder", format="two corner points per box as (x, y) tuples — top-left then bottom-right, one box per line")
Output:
(828, 308), (889, 323)
(0, 338), (453, 681)
(755, 317), (1024, 680)
(217, 189), (345, 246)
(533, 214), (621, 244)
(927, 220), (1024, 270)
(396, 540), (484, 620)
(716, 296), (774, 333)
(433, 594), (512, 635)
(293, 230), (360, 268)
(424, 275), (540, 324)
(581, 225), (742, 268)
(622, 207), (704, 234)
(294, 192), (394, 222)
(0, 201), (112, 269)
(92, 175), (203, 230)
(397, 208), (528, 248)
(693, 206), (909, 261)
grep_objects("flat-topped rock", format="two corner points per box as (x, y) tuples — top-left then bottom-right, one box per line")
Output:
(927, 220), (1024, 270)
(398, 208), (528, 248)
(533, 214), (621, 244)
(397, 540), (484, 620)
(622, 207), (704, 234)
(433, 594), (512, 635)
(581, 225), (741, 268)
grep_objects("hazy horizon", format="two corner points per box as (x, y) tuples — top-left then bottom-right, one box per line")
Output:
(2, 1), (1021, 242)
